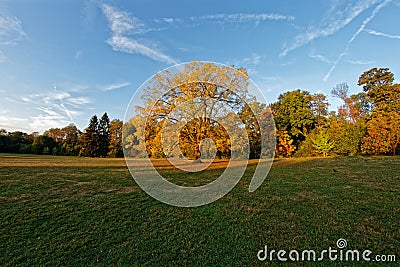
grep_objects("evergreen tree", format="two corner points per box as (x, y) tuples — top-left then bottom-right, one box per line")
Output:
(80, 115), (99, 157)
(98, 112), (110, 157)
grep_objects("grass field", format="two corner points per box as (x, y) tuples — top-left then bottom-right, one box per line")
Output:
(1, 154), (399, 266)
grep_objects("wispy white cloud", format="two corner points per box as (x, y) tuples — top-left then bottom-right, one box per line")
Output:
(29, 113), (71, 133)
(103, 81), (130, 91)
(101, 4), (177, 64)
(280, 0), (380, 56)
(101, 4), (146, 35)
(346, 59), (375, 65)
(107, 35), (177, 64)
(0, 14), (26, 63)
(191, 13), (295, 25)
(241, 53), (262, 65)
(68, 96), (91, 105)
(153, 13), (294, 27)
(232, 53), (262, 68)
(11, 88), (92, 132)
(61, 83), (89, 93)
(0, 15), (26, 45)
(309, 51), (333, 64)
(0, 115), (30, 132)
(155, 17), (183, 24)
(323, 0), (392, 81)
(53, 86), (75, 122)
(365, 28), (400, 39)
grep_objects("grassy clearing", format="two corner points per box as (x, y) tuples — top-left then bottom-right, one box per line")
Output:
(0, 154), (399, 266)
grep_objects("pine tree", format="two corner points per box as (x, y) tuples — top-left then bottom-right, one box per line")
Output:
(98, 112), (110, 157)
(80, 115), (99, 157)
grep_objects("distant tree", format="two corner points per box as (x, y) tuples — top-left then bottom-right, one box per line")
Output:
(108, 119), (123, 157)
(32, 135), (55, 155)
(239, 101), (266, 159)
(311, 93), (329, 128)
(276, 130), (296, 157)
(362, 112), (400, 156)
(270, 89), (315, 147)
(0, 131), (10, 152)
(358, 68), (395, 111)
(358, 68), (400, 155)
(9, 131), (29, 153)
(327, 115), (366, 156)
(44, 128), (64, 143)
(123, 120), (139, 157)
(98, 112), (110, 157)
(62, 125), (81, 156)
(330, 82), (370, 156)
(331, 83), (369, 123)
(80, 115), (99, 157)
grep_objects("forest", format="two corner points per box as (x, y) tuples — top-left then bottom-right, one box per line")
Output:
(1, 67), (399, 158)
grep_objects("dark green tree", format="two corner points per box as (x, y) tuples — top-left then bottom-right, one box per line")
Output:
(98, 112), (110, 157)
(270, 89), (315, 149)
(80, 115), (99, 157)
(32, 135), (55, 155)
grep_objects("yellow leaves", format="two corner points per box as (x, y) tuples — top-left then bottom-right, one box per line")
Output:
(276, 131), (296, 157)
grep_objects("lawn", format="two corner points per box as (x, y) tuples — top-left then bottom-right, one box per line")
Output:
(0, 154), (399, 266)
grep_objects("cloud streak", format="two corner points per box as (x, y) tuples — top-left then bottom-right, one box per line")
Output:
(323, 0), (392, 81)
(280, 0), (381, 56)
(0, 15), (26, 45)
(5, 88), (92, 133)
(103, 81), (130, 91)
(101, 4), (177, 64)
(191, 13), (295, 24)
(365, 28), (400, 39)
(309, 51), (333, 64)
(0, 14), (26, 63)
(347, 59), (375, 65)
(107, 36), (177, 64)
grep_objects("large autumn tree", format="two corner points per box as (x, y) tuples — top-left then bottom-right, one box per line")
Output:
(358, 68), (400, 155)
(125, 61), (271, 161)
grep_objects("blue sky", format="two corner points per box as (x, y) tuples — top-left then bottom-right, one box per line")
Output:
(0, 0), (399, 133)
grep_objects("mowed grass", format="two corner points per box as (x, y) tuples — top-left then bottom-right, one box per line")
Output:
(0, 154), (399, 266)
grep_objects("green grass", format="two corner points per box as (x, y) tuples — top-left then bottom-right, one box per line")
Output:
(1, 154), (399, 266)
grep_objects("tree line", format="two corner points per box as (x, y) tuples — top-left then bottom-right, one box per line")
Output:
(1, 67), (399, 158)
(0, 113), (124, 158)
(271, 67), (399, 157)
